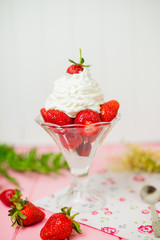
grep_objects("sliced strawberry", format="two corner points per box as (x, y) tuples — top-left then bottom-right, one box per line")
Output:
(83, 122), (99, 136)
(40, 108), (73, 126)
(74, 109), (101, 136)
(40, 108), (48, 122)
(59, 133), (82, 149)
(67, 64), (83, 74)
(88, 128), (101, 143)
(76, 140), (92, 156)
(100, 100), (120, 122)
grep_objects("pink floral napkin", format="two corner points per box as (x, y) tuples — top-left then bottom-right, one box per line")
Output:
(34, 171), (160, 240)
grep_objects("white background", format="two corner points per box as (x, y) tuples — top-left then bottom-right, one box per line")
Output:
(0, 0), (160, 146)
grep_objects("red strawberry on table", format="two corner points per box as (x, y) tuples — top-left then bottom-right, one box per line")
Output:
(67, 48), (90, 74)
(41, 108), (73, 126)
(0, 189), (17, 207)
(8, 189), (45, 227)
(40, 207), (81, 240)
(74, 109), (101, 136)
(15, 202), (45, 227)
(100, 100), (120, 122)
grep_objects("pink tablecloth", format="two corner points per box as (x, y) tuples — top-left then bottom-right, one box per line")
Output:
(1, 143), (159, 240)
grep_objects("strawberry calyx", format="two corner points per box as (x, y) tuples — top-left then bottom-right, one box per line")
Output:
(61, 207), (82, 234)
(8, 189), (28, 227)
(68, 48), (90, 67)
(67, 49), (90, 74)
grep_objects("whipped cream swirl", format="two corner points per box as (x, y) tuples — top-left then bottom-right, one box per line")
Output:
(45, 69), (104, 118)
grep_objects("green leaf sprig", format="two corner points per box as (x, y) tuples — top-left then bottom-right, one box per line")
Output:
(0, 143), (69, 186)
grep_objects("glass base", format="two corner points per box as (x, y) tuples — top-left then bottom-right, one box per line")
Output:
(56, 176), (106, 213)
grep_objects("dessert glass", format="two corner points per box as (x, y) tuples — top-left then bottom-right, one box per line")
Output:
(36, 114), (120, 212)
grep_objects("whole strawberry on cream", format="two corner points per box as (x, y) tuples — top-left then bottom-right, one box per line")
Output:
(44, 49), (104, 118)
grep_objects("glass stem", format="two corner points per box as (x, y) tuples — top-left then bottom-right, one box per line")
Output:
(69, 174), (89, 198)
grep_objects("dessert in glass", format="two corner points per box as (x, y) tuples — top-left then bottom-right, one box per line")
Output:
(36, 49), (120, 212)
